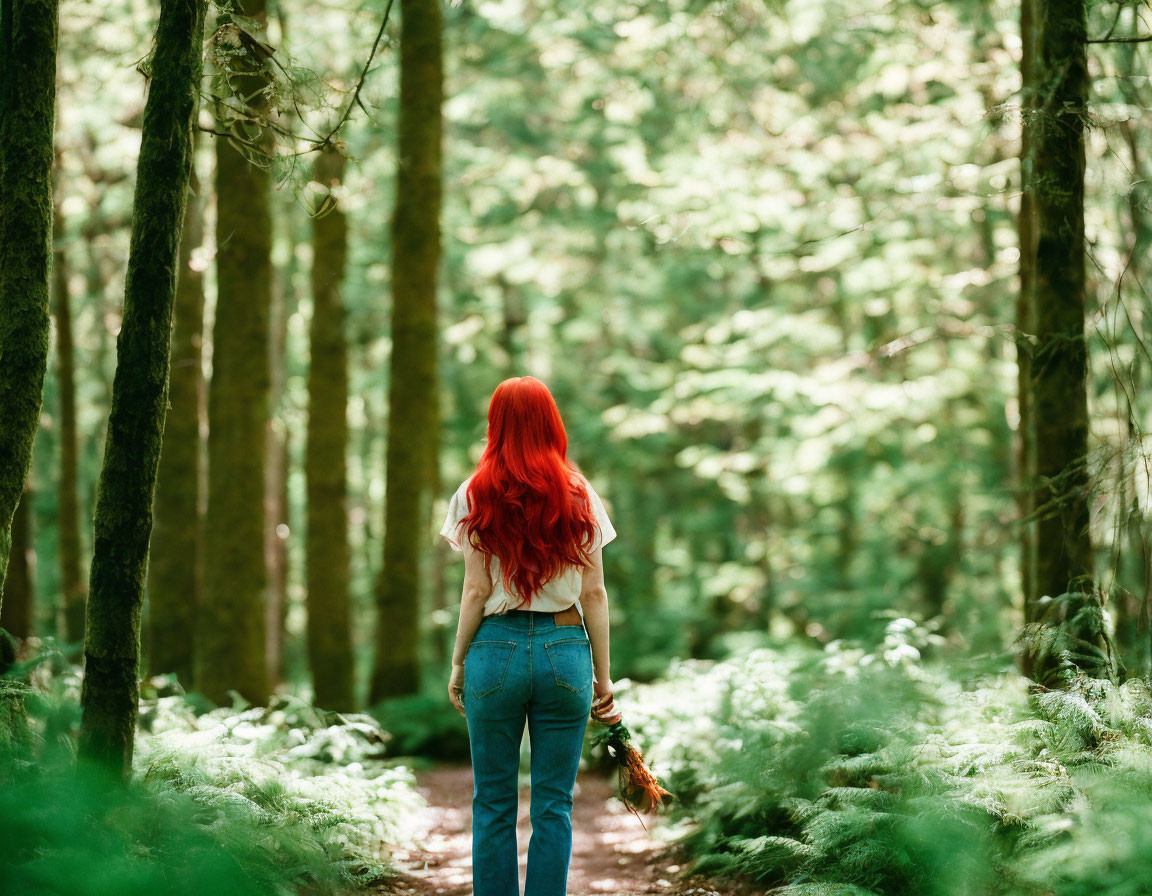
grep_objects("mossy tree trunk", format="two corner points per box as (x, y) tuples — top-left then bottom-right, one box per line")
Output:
(265, 421), (289, 686)
(264, 240), (289, 691)
(53, 161), (87, 644)
(198, 0), (273, 706)
(0, 479), (33, 638)
(1016, 0), (1038, 655)
(1112, 43), (1152, 678)
(77, 0), (208, 782)
(369, 0), (443, 704)
(0, 0), (58, 620)
(1024, 0), (1116, 685)
(146, 151), (205, 688)
(82, 195), (117, 418)
(306, 146), (355, 711)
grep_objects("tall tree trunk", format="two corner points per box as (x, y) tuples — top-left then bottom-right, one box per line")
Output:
(306, 146), (355, 711)
(1112, 38), (1152, 679)
(357, 343), (382, 627)
(263, 2), (299, 692)
(0, 0), (58, 617)
(264, 246), (288, 691)
(369, 0), (443, 704)
(53, 162), (87, 643)
(146, 152), (205, 688)
(82, 196), (114, 469)
(77, 0), (208, 782)
(1016, 0), (1038, 650)
(1025, 0), (1116, 684)
(0, 479), (33, 638)
(270, 422), (289, 680)
(80, 191), (121, 557)
(1115, 395), (1149, 678)
(199, 0), (273, 706)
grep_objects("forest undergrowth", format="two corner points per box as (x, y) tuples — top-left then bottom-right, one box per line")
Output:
(5, 620), (1152, 896)
(616, 617), (1152, 896)
(0, 643), (424, 896)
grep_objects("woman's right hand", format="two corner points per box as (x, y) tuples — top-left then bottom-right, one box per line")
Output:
(592, 677), (622, 724)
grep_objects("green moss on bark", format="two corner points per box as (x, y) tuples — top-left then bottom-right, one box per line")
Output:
(0, 679), (33, 755)
(1026, 0), (1116, 684)
(0, 0), (58, 608)
(0, 480), (32, 638)
(306, 147), (355, 711)
(198, 0), (272, 707)
(1016, 0), (1037, 641)
(77, 0), (209, 782)
(369, 0), (443, 704)
(147, 155), (205, 689)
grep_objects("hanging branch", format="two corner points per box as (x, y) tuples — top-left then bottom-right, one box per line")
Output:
(201, 0), (396, 163)
(1087, 35), (1152, 44)
(314, 0), (396, 151)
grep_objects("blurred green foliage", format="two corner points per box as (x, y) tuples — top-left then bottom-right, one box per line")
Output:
(32, 0), (1152, 689)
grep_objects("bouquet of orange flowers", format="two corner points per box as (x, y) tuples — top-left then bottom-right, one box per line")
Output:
(589, 718), (673, 828)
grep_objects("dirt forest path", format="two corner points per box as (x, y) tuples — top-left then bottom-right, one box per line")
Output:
(377, 762), (760, 896)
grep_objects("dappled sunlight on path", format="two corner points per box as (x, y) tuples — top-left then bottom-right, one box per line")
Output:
(377, 762), (757, 896)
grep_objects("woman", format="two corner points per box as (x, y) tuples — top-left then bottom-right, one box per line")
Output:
(440, 376), (623, 896)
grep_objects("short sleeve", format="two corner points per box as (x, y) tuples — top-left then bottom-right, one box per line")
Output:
(582, 478), (617, 552)
(439, 480), (471, 552)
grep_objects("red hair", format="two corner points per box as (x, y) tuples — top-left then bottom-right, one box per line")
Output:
(460, 376), (598, 606)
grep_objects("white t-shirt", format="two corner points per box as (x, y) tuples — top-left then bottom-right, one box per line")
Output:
(439, 471), (617, 619)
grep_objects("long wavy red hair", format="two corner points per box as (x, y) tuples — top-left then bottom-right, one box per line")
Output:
(460, 377), (598, 606)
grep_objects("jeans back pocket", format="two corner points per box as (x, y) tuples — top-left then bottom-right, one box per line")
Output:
(465, 640), (517, 699)
(544, 638), (593, 695)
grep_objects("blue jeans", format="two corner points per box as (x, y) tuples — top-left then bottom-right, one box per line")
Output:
(463, 609), (594, 896)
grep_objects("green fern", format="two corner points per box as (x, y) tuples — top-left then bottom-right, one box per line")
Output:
(773, 884), (881, 896)
(617, 634), (1152, 896)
